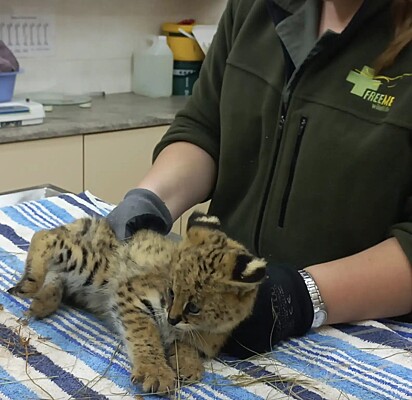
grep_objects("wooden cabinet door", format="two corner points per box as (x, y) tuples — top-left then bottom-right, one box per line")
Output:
(0, 136), (83, 194)
(84, 126), (168, 204)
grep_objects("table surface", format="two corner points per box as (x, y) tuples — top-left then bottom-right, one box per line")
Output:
(0, 191), (411, 400)
(0, 93), (188, 144)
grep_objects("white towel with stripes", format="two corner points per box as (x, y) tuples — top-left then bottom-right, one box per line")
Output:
(0, 191), (411, 400)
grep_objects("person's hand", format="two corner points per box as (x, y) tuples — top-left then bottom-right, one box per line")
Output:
(106, 188), (173, 240)
(223, 264), (314, 358)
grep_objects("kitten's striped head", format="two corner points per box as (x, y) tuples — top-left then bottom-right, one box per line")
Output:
(167, 212), (267, 334)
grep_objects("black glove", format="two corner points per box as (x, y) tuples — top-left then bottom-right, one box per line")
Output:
(222, 264), (314, 358)
(106, 188), (173, 240)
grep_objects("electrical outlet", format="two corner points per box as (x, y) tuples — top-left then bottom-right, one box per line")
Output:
(0, 15), (55, 57)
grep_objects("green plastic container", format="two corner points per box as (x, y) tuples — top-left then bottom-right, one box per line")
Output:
(172, 61), (202, 96)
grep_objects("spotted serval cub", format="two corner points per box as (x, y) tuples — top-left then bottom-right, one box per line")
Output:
(8, 212), (266, 394)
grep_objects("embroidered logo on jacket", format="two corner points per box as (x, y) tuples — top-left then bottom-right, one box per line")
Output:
(346, 66), (412, 112)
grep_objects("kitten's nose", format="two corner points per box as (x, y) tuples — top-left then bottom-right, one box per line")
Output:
(168, 315), (182, 326)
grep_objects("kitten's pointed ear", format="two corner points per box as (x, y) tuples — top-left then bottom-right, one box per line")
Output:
(185, 212), (223, 246)
(231, 254), (267, 284)
(187, 211), (221, 232)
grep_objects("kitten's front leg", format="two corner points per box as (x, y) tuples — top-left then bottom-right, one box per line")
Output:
(168, 340), (204, 382)
(116, 285), (176, 394)
(122, 314), (176, 394)
(169, 331), (228, 382)
(169, 332), (227, 381)
(194, 331), (229, 359)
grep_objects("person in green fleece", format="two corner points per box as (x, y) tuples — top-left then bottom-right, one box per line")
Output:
(107, 0), (412, 357)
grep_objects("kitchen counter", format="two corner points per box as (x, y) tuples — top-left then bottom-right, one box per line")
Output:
(0, 92), (188, 144)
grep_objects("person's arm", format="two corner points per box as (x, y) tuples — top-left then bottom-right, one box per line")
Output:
(137, 141), (217, 221)
(106, 0), (235, 239)
(105, 142), (216, 240)
(225, 237), (412, 358)
(306, 237), (412, 324)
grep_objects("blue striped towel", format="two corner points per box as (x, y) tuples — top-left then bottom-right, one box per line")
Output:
(0, 191), (411, 400)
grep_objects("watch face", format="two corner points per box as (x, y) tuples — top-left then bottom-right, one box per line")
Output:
(313, 309), (327, 328)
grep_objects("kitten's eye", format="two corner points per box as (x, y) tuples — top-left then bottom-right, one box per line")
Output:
(185, 302), (200, 315)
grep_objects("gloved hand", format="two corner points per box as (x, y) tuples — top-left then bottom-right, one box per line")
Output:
(223, 264), (314, 358)
(106, 188), (173, 240)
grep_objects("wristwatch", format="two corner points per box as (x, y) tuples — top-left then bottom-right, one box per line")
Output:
(298, 270), (328, 328)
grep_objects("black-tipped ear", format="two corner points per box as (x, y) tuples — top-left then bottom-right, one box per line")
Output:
(232, 254), (267, 283)
(187, 211), (221, 232)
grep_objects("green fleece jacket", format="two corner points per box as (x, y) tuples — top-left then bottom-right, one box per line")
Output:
(154, 0), (412, 267)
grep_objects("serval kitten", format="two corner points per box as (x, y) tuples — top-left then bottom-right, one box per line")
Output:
(8, 212), (267, 394)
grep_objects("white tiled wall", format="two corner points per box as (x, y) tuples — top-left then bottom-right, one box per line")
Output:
(0, 0), (225, 96)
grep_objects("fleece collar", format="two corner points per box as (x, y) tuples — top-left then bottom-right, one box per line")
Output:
(269, 0), (391, 14)
(268, 0), (392, 69)
(271, 0), (306, 13)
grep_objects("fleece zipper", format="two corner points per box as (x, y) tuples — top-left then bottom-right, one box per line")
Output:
(278, 116), (308, 227)
(254, 106), (287, 253)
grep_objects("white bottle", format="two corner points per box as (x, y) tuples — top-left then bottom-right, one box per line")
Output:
(132, 35), (173, 98)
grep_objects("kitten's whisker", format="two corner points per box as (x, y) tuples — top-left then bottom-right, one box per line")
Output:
(187, 329), (196, 348)
(192, 329), (208, 348)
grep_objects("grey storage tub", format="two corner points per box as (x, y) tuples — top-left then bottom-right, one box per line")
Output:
(0, 184), (69, 208)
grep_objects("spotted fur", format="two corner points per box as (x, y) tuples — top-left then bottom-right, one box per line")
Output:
(8, 211), (266, 394)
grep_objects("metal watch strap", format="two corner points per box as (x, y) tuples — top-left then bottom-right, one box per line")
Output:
(298, 270), (328, 328)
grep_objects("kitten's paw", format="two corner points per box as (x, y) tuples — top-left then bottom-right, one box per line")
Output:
(7, 277), (41, 298)
(169, 352), (204, 382)
(28, 283), (63, 318)
(131, 363), (176, 394)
